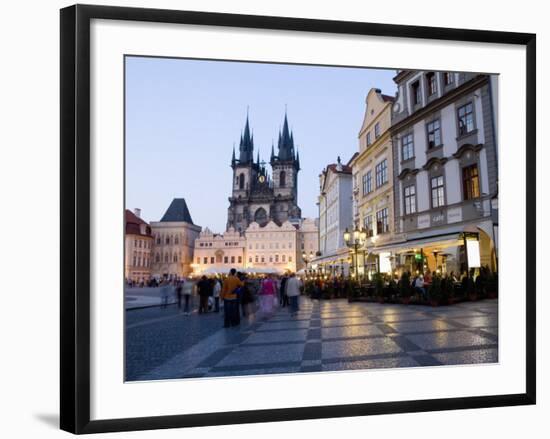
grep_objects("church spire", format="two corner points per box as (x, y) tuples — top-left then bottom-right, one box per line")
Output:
(231, 143), (236, 167)
(238, 111), (254, 163)
(277, 110), (295, 161)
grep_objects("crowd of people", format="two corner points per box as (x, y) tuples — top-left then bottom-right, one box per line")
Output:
(152, 269), (304, 328)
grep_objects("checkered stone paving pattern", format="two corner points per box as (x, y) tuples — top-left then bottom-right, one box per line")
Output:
(126, 297), (498, 381)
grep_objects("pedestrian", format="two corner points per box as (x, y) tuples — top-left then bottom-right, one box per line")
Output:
(182, 277), (193, 315)
(197, 275), (212, 314)
(259, 274), (277, 315)
(160, 279), (171, 309)
(285, 272), (302, 316)
(279, 275), (289, 307)
(212, 277), (221, 313)
(221, 268), (244, 327)
(175, 280), (184, 311)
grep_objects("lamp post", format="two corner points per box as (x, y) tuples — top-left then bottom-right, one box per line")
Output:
(302, 251), (313, 276)
(344, 226), (367, 279)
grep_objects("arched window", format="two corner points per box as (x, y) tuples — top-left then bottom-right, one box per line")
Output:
(165, 236), (170, 245)
(173, 254), (178, 262)
(279, 171), (286, 187)
(239, 173), (245, 190)
(164, 253), (169, 262)
(174, 235), (179, 245)
(155, 253), (160, 263)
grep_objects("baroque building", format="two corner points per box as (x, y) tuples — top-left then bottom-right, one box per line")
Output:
(226, 113), (302, 232)
(349, 88), (396, 276)
(386, 70), (498, 275)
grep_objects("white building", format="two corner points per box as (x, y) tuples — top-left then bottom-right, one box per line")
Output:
(387, 70), (499, 275)
(245, 220), (298, 273)
(192, 227), (246, 274)
(298, 217), (319, 270)
(314, 157), (354, 276)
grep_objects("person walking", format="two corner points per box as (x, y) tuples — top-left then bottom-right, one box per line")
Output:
(279, 275), (289, 307)
(285, 272), (302, 316)
(182, 277), (193, 315)
(175, 280), (184, 311)
(212, 277), (221, 313)
(197, 276), (212, 314)
(259, 274), (277, 315)
(160, 279), (171, 309)
(221, 268), (244, 327)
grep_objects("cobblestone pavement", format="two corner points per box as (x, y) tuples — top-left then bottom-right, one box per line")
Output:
(125, 297), (498, 381)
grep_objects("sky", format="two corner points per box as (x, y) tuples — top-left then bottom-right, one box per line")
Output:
(125, 56), (396, 232)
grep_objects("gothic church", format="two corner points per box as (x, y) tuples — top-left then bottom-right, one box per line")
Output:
(227, 113), (302, 232)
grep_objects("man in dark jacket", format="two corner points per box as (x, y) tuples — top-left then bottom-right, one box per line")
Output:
(197, 276), (213, 314)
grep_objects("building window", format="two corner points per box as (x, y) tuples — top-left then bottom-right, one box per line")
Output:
(282, 255), (286, 262)
(411, 80), (421, 105)
(224, 256), (228, 264)
(249, 256), (252, 263)
(376, 208), (389, 234)
(156, 237), (161, 245)
(156, 254), (161, 263)
(164, 254), (169, 262)
(275, 254), (279, 262)
(366, 132), (371, 146)
(173, 254), (178, 262)
(427, 119), (441, 149)
(444, 72), (454, 86)
(231, 256), (235, 263)
(457, 102), (474, 136)
(289, 256), (293, 262)
(374, 122), (381, 138)
(280, 171), (286, 187)
(426, 72), (437, 95)
(364, 215), (373, 237)
(462, 164), (480, 200)
(165, 237), (170, 245)
(210, 257), (214, 264)
(203, 257), (207, 264)
(239, 173), (245, 190)
(404, 185), (417, 215)
(401, 134), (414, 161)
(431, 175), (445, 208)
(174, 236), (179, 244)
(238, 256), (242, 263)
(375, 159), (388, 188)
(261, 256), (265, 263)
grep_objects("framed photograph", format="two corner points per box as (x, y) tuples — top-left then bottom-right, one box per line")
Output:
(60, 4), (536, 434)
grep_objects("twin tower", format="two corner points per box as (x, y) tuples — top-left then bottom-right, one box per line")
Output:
(227, 113), (302, 232)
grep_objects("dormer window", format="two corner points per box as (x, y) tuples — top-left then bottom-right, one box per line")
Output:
(375, 122), (381, 139)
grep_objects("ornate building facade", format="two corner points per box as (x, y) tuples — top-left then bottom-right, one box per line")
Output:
(150, 198), (202, 278)
(226, 113), (302, 232)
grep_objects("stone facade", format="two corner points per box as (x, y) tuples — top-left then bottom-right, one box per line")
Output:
(227, 113), (301, 232)
(192, 227), (246, 273)
(349, 88), (396, 275)
(388, 70), (498, 274)
(245, 220), (299, 273)
(150, 198), (202, 278)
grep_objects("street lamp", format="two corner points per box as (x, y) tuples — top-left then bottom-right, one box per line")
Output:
(344, 226), (367, 279)
(302, 250), (314, 276)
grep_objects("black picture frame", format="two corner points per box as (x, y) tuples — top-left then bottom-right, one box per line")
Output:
(60, 4), (536, 434)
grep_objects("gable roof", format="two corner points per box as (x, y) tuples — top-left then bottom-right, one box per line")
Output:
(125, 209), (148, 226)
(125, 209), (152, 236)
(160, 198), (194, 224)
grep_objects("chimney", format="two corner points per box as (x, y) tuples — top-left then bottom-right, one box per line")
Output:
(134, 208), (141, 218)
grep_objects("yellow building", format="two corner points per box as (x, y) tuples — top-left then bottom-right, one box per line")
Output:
(349, 88), (396, 276)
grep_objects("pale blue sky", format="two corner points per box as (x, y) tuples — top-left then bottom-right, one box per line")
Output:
(125, 56), (396, 231)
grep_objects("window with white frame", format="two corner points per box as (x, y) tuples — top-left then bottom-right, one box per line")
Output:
(376, 208), (389, 234)
(431, 175), (445, 208)
(457, 102), (474, 135)
(404, 184), (416, 215)
(375, 159), (388, 188)
(401, 134), (414, 161)
(427, 119), (441, 149)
